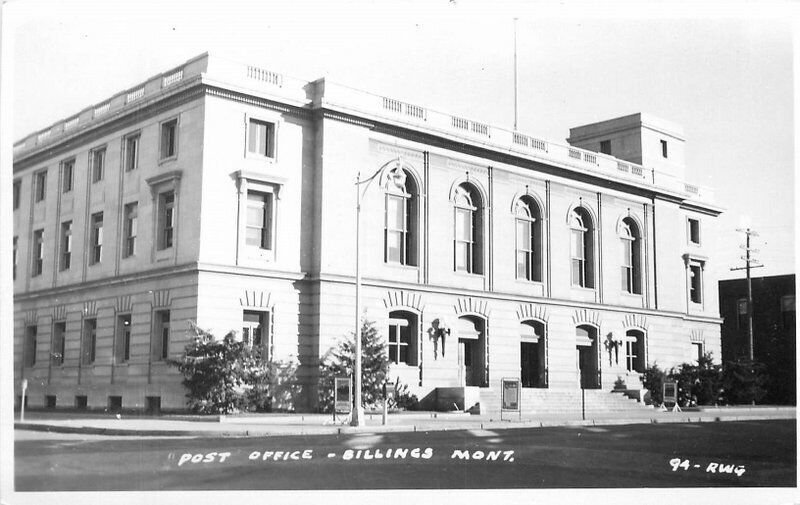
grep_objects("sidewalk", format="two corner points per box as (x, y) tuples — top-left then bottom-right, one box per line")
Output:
(14, 405), (796, 438)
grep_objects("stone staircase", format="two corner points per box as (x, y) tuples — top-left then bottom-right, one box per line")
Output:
(475, 387), (652, 416)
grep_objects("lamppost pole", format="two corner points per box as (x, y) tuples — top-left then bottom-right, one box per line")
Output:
(351, 171), (365, 427)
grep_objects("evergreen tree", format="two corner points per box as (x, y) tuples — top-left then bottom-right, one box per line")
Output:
(318, 319), (388, 413)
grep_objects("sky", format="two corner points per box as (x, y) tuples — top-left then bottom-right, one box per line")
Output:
(5, 0), (796, 283)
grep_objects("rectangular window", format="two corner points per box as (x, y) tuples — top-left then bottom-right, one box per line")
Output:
(692, 342), (703, 363)
(781, 295), (795, 330)
(248, 119), (276, 158)
(13, 180), (21, 209)
(60, 221), (72, 271)
(454, 207), (473, 272)
(32, 229), (44, 276)
(123, 202), (138, 257)
(689, 262), (703, 304)
(34, 170), (47, 202)
(160, 118), (178, 159)
(736, 298), (748, 329)
(385, 194), (407, 263)
(91, 148), (106, 183)
(571, 229), (585, 287)
(153, 310), (171, 360)
(688, 218), (701, 245)
(117, 314), (132, 363)
(83, 318), (97, 365)
(242, 311), (268, 352)
(625, 340), (637, 372)
(388, 317), (418, 366)
(52, 321), (66, 366)
(13, 236), (18, 280)
(62, 159), (74, 193)
(90, 212), (103, 264)
(124, 134), (140, 171)
(246, 191), (273, 250)
(25, 325), (37, 367)
(660, 139), (668, 158)
(158, 192), (175, 250)
(621, 238), (632, 292)
(516, 218), (532, 280)
(600, 140), (611, 155)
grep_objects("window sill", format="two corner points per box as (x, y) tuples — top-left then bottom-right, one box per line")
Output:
(570, 285), (596, 292)
(515, 278), (544, 286)
(383, 262), (419, 271)
(453, 270), (485, 278)
(158, 155), (178, 166)
(620, 291), (644, 298)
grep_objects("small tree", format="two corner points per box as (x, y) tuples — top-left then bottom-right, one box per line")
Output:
(721, 358), (768, 405)
(318, 319), (388, 413)
(171, 322), (297, 414)
(642, 362), (667, 405)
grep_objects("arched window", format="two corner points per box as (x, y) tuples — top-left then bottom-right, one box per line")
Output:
(385, 170), (418, 266)
(388, 310), (418, 366)
(570, 207), (594, 288)
(515, 196), (543, 282)
(454, 183), (483, 274)
(620, 217), (642, 295)
(625, 329), (645, 372)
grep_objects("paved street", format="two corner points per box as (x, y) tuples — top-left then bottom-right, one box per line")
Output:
(15, 419), (795, 491)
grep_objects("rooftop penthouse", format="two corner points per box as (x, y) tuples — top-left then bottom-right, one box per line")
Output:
(13, 52), (715, 207)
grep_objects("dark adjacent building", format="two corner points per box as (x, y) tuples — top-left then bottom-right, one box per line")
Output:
(719, 274), (796, 404)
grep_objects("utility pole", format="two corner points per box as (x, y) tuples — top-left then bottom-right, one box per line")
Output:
(730, 228), (764, 361)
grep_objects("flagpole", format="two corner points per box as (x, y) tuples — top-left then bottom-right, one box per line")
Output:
(513, 17), (519, 131)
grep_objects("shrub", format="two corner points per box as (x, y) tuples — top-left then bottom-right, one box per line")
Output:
(721, 358), (768, 405)
(170, 322), (297, 414)
(642, 363), (667, 405)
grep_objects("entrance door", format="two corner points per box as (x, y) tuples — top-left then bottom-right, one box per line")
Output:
(459, 338), (477, 386)
(521, 342), (539, 387)
(576, 326), (599, 389)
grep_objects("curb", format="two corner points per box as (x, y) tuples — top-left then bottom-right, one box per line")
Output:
(15, 413), (795, 438)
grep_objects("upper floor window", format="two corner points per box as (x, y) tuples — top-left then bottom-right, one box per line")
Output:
(384, 169), (418, 266)
(61, 159), (74, 193)
(123, 202), (138, 257)
(158, 192), (175, 250)
(660, 139), (668, 158)
(91, 147), (106, 183)
(160, 118), (178, 160)
(34, 170), (47, 202)
(453, 183), (483, 274)
(688, 260), (704, 304)
(570, 207), (595, 288)
(90, 212), (103, 265)
(246, 191), (274, 251)
(60, 221), (72, 271)
(248, 119), (276, 158)
(388, 310), (418, 366)
(124, 134), (140, 171)
(688, 218), (701, 245)
(620, 217), (642, 295)
(32, 229), (44, 276)
(781, 295), (795, 330)
(13, 180), (21, 209)
(515, 196), (542, 282)
(691, 341), (704, 363)
(600, 140), (611, 155)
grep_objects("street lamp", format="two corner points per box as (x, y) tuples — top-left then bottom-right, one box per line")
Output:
(351, 159), (406, 427)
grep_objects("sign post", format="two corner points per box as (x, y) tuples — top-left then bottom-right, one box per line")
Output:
(20, 379), (28, 422)
(662, 381), (681, 412)
(334, 376), (352, 424)
(501, 378), (521, 421)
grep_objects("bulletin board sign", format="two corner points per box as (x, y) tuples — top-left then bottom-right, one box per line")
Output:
(501, 378), (521, 413)
(334, 376), (352, 414)
(662, 382), (678, 405)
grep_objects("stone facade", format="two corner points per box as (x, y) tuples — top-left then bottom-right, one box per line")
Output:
(13, 53), (722, 412)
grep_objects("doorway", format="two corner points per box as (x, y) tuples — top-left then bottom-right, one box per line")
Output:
(576, 325), (600, 389)
(455, 316), (486, 387)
